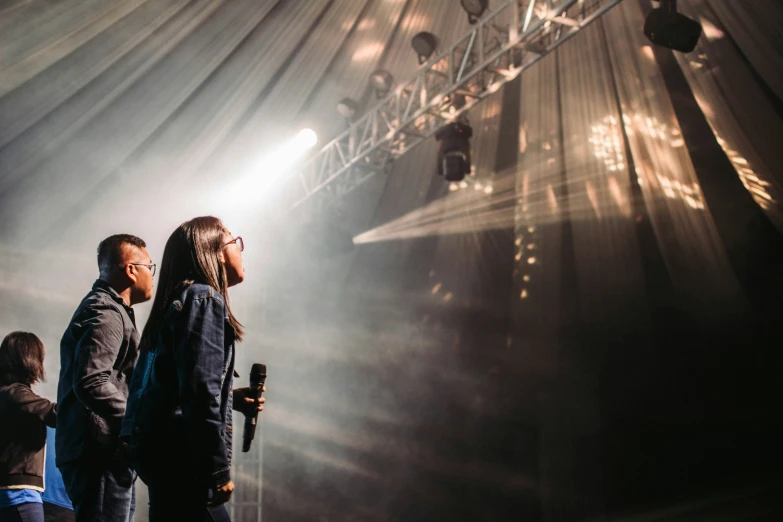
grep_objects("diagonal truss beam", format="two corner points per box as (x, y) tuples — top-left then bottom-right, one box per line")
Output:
(282, 0), (626, 212)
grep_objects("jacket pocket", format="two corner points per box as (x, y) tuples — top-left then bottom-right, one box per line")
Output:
(87, 410), (115, 447)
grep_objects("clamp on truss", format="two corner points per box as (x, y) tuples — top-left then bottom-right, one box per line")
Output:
(283, 0), (626, 212)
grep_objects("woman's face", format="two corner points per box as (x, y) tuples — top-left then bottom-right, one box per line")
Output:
(221, 230), (245, 287)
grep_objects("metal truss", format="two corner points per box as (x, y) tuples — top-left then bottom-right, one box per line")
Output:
(283, 0), (626, 212)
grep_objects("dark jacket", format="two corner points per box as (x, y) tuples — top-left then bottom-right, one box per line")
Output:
(121, 283), (236, 489)
(56, 280), (140, 465)
(0, 383), (56, 490)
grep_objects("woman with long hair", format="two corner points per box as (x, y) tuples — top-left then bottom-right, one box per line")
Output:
(0, 332), (56, 522)
(121, 216), (264, 521)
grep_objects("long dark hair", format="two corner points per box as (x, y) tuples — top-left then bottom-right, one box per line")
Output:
(0, 331), (45, 386)
(141, 216), (243, 352)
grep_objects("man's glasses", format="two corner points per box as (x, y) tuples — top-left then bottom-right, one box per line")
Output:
(223, 236), (244, 252)
(127, 263), (156, 276)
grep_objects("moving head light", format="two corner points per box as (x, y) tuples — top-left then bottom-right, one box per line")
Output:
(644, 0), (702, 53)
(435, 121), (473, 182)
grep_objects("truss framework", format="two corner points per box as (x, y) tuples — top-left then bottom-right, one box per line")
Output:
(282, 0), (626, 212)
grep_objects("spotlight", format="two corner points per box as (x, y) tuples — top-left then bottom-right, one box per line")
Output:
(451, 93), (467, 110)
(369, 69), (394, 99)
(523, 41), (548, 55)
(296, 128), (318, 149)
(216, 128), (319, 217)
(411, 31), (439, 64)
(644, 0), (702, 53)
(460, 0), (488, 24)
(336, 97), (359, 121)
(435, 121), (473, 182)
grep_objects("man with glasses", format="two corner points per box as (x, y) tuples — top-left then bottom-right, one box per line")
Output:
(56, 234), (154, 522)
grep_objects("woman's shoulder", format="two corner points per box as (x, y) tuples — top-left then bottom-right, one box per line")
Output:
(0, 382), (31, 392)
(169, 284), (227, 327)
(0, 382), (37, 402)
(178, 283), (225, 305)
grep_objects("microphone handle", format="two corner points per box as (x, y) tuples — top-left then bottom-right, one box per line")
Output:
(241, 379), (265, 452)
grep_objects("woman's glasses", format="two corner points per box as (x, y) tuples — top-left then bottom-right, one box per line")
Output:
(223, 236), (244, 252)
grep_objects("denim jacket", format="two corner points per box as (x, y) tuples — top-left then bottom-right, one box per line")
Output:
(121, 283), (235, 488)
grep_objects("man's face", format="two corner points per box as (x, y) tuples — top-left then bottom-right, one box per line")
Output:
(124, 246), (154, 304)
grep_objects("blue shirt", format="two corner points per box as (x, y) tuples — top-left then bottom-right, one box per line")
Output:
(42, 427), (72, 509)
(0, 489), (42, 508)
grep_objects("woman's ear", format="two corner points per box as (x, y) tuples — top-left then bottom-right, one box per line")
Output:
(218, 249), (226, 263)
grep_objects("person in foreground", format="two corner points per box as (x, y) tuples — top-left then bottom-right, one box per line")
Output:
(0, 332), (57, 522)
(56, 234), (154, 522)
(122, 216), (264, 522)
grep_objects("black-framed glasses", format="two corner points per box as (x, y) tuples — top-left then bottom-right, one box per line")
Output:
(223, 236), (244, 252)
(127, 263), (156, 276)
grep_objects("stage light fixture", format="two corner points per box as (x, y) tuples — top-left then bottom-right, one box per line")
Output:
(369, 69), (394, 99)
(295, 128), (318, 149)
(523, 41), (548, 55)
(411, 32), (439, 64)
(460, 0), (488, 24)
(435, 121), (473, 182)
(644, 0), (702, 53)
(336, 97), (359, 121)
(451, 93), (467, 110)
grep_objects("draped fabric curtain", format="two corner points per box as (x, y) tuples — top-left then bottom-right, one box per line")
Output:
(0, 0), (475, 250)
(701, 0), (783, 102)
(515, 46), (605, 521)
(675, 0), (783, 233)
(511, 1), (761, 518)
(604, 0), (744, 310)
(558, 20), (650, 326)
(1, 0), (780, 253)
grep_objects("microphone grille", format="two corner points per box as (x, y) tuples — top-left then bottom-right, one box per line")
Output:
(250, 363), (266, 378)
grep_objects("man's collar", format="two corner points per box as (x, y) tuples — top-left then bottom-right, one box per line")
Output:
(92, 279), (131, 309)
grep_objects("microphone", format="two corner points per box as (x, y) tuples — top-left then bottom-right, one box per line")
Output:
(242, 363), (266, 453)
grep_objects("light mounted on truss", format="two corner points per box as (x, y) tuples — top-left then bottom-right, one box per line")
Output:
(461, 0), (490, 24)
(337, 97), (359, 123)
(283, 0), (628, 214)
(644, 0), (702, 53)
(436, 119), (473, 182)
(411, 32), (439, 64)
(369, 70), (394, 99)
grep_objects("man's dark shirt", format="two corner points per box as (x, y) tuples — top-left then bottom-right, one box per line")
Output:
(56, 280), (140, 465)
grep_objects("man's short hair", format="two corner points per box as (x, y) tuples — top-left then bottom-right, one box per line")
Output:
(97, 234), (146, 276)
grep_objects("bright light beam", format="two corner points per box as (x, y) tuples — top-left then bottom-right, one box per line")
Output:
(359, 168), (617, 239)
(352, 158), (653, 244)
(353, 187), (629, 244)
(214, 129), (318, 220)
